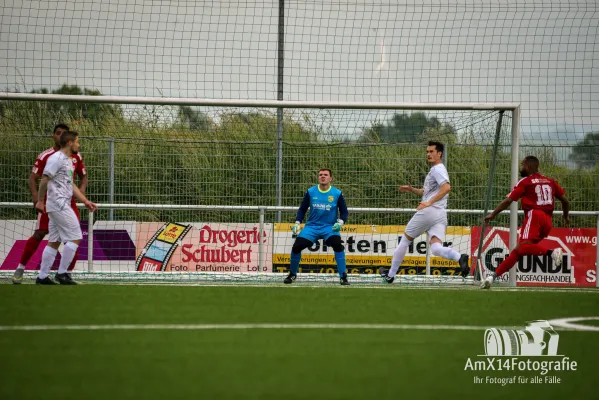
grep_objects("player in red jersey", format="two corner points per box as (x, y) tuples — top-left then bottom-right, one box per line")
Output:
(11, 124), (88, 284)
(481, 156), (570, 289)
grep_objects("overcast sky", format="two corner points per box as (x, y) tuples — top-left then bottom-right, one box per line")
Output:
(0, 0), (597, 145)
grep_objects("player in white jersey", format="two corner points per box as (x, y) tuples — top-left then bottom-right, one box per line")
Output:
(34, 131), (97, 285)
(379, 141), (469, 283)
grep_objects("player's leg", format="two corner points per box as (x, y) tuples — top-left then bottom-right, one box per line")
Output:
(67, 204), (81, 271)
(428, 222), (470, 277)
(289, 237), (313, 275)
(482, 210), (553, 289)
(324, 234), (349, 285)
(12, 212), (49, 284)
(516, 210), (551, 254)
(380, 211), (427, 283)
(37, 214), (60, 285)
(285, 230), (315, 283)
(514, 242), (553, 258)
(517, 210), (563, 266)
(18, 229), (47, 267)
(54, 207), (83, 285)
(481, 239), (534, 289)
(546, 230), (564, 267)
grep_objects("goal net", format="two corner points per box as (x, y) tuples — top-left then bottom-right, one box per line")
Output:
(0, 95), (519, 285)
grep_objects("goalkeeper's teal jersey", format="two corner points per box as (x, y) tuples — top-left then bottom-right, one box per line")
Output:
(295, 185), (348, 227)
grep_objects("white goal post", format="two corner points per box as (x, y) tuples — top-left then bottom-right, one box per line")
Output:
(1, 93), (525, 285)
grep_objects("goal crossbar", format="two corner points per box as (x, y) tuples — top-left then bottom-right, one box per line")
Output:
(0, 92), (519, 111)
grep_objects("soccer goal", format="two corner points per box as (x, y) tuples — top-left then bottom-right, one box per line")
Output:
(0, 93), (521, 285)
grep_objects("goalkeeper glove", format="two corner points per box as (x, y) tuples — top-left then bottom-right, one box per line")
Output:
(291, 221), (301, 235)
(332, 219), (344, 232)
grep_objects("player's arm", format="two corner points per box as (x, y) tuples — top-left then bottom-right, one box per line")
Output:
(417, 183), (450, 210)
(338, 193), (348, 223)
(555, 192), (570, 225)
(333, 193), (348, 231)
(78, 174), (88, 194)
(36, 156), (60, 213)
(416, 167), (450, 210)
(400, 184), (424, 196)
(35, 175), (50, 213)
(484, 197), (514, 223)
(486, 180), (525, 222)
(426, 183), (450, 204)
(72, 183), (97, 212)
(29, 156), (45, 207)
(295, 191), (310, 223)
(28, 172), (41, 207)
(291, 191), (310, 234)
(76, 157), (88, 194)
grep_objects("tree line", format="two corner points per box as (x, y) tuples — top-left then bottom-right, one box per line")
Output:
(0, 85), (597, 226)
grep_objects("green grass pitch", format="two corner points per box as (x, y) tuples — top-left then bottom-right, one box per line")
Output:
(0, 284), (597, 399)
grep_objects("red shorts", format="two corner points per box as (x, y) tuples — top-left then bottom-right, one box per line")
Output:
(36, 200), (80, 231)
(519, 209), (552, 243)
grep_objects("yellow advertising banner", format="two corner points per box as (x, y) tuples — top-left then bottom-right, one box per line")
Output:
(273, 223), (471, 274)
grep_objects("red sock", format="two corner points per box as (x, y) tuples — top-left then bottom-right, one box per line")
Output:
(495, 250), (520, 277)
(68, 252), (78, 270)
(19, 236), (43, 266)
(517, 243), (550, 256)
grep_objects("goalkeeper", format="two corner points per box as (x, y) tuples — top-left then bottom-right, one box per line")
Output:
(284, 169), (349, 285)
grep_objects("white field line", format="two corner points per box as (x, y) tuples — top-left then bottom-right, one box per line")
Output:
(0, 320), (597, 332)
(0, 323), (519, 332)
(546, 317), (599, 332)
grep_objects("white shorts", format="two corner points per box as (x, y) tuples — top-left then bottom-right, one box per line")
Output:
(48, 207), (82, 243)
(404, 207), (448, 242)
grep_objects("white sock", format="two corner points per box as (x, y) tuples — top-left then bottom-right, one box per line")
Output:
(388, 236), (412, 278)
(430, 242), (461, 261)
(58, 242), (78, 274)
(16, 264), (25, 271)
(39, 247), (58, 279)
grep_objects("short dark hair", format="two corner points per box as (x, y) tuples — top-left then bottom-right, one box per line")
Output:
(53, 123), (69, 134)
(428, 141), (444, 155)
(59, 130), (79, 148)
(523, 155), (540, 170)
(319, 168), (333, 177)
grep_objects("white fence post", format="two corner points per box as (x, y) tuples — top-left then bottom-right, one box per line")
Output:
(87, 210), (94, 272)
(259, 207), (265, 272)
